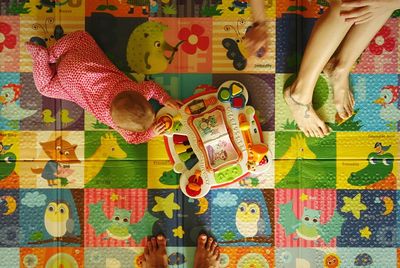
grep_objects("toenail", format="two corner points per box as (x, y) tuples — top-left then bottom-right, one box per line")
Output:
(157, 235), (163, 240)
(201, 235), (207, 240)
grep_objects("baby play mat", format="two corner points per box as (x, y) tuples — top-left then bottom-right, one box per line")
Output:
(0, 0), (399, 267)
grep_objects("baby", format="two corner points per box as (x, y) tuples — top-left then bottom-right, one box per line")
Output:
(26, 30), (181, 144)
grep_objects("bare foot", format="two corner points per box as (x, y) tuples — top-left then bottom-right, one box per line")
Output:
(193, 234), (220, 268)
(283, 86), (330, 138)
(142, 235), (168, 268)
(323, 60), (355, 119)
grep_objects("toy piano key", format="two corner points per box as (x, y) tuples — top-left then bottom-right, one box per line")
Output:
(184, 97), (218, 115)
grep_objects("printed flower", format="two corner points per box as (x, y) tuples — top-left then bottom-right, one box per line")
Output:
(178, 24), (209, 55)
(0, 23), (17, 53)
(369, 26), (395, 55)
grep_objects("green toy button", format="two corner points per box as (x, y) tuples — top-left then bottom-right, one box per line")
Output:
(218, 87), (232, 102)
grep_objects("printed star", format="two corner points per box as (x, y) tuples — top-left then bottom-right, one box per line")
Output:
(299, 193), (309, 201)
(341, 193), (367, 219)
(172, 226), (185, 238)
(359, 226), (372, 239)
(152, 193), (181, 219)
(110, 193), (120, 202)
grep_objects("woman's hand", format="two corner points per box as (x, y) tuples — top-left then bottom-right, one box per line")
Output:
(164, 98), (183, 109)
(341, 0), (400, 24)
(244, 22), (268, 57)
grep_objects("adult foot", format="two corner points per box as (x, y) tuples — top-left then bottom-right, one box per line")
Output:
(142, 235), (168, 268)
(193, 234), (220, 268)
(323, 60), (355, 119)
(283, 86), (330, 138)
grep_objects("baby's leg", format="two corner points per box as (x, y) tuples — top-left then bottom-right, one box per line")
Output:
(324, 10), (393, 118)
(26, 42), (63, 98)
(48, 31), (95, 63)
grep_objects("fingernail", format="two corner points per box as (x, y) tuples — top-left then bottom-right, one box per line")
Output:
(157, 235), (163, 240)
(201, 235), (207, 240)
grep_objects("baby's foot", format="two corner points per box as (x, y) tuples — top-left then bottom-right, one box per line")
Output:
(25, 42), (48, 58)
(323, 60), (355, 119)
(283, 86), (330, 138)
(142, 235), (168, 268)
(194, 234), (220, 268)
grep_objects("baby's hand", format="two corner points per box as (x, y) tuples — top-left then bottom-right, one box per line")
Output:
(244, 22), (268, 58)
(151, 121), (167, 136)
(164, 98), (183, 110)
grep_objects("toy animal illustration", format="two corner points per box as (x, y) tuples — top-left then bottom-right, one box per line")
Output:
(85, 134), (127, 183)
(31, 136), (80, 186)
(88, 201), (158, 243)
(126, 21), (179, 79)
(235, 201), (266, 237)
(44, 201), (74, 240)
(374, 85), (400, 127)
(278, 200), (344, 243)
(196, 115), (217, 135)
(348, 142), (394, 186)
(278, 134), (316, 180)
(0, 84), (37, 121)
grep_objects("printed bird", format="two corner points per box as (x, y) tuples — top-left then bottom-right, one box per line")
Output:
(126, 21), (178, 80)
(278, 201), (344, 243)
(0, 142), (12, 155)
(60, 109), (74, 125)
(0, 84), (37, 120)
(42, 109), (56, 124)
(374, 142), (391, 155)
(88, 201), (158, 243)
(44, 201), (74, 240)
(374, 85), (400, 123)
(235, 202), (265, 237)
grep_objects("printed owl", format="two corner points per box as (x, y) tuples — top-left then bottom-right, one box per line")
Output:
(88, 201), (158, 243)
(278, 201), (344, 243)
(44, 201), (74, 240)
(235, 202), (266, 237)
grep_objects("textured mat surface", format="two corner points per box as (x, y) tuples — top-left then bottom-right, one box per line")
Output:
(0, 0), (399, 267)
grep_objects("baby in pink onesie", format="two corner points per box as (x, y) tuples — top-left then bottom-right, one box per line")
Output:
(26, 30), (181, 144)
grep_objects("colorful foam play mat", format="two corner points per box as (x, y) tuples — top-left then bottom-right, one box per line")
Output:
(0, 0), (399, 267)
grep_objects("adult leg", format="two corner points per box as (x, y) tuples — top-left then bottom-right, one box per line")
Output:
(284, 0), (353, 137)
(193, 234), (220, 268)
(142, 235), (168, 268)
(324, 10), (394, 118)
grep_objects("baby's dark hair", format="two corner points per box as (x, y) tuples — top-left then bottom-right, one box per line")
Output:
(111, 91), (155, 132)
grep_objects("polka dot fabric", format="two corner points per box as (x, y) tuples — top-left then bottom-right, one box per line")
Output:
(26, 31), (171, 144)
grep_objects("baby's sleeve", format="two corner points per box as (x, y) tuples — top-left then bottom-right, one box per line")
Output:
(118, 127), (155, 145)
(143, 80), (171, 105)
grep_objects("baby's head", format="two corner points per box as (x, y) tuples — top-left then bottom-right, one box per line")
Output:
(111, 91), (155, 132)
